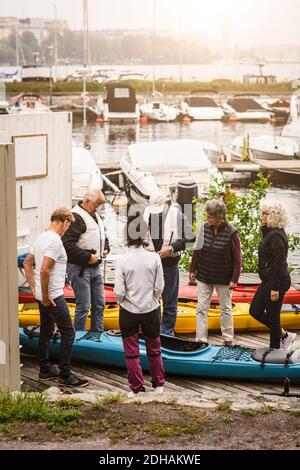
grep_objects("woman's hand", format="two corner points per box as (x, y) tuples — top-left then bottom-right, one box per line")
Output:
(271, 290), (279, 302)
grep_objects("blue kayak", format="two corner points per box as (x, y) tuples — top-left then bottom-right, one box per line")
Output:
(19, 327), (300, 384)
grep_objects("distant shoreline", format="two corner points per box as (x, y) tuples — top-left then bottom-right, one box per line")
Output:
(5, 80), (294, 97)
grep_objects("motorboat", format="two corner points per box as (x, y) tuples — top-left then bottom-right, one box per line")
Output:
(180, 92), (224, 121)
(226, 135), (300, 161)
(282, 92), (300, 138)
(223, 95), (273, 122)
(91, 83), (139, 123)
(20, 327), (300, 383)
(120, 139), (219, 205)
(9, 93), (51, 114)
(140, 100), (179, 122)
(72, 145), (103, 205)
(0, 99), (9, 114)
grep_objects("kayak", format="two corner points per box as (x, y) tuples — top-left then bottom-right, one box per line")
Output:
(18, 300), (300, 333)
(19, 283), (300, 305)
(19, 327), (300, 384)
(179, 284), (300, 305)
(18, 284), (117, 304)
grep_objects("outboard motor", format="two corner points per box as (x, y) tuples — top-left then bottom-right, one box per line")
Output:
(177, 180), (198, 226)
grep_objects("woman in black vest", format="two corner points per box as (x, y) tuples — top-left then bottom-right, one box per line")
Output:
(250, 201), (296, 350)
(189, 200), (242, 346)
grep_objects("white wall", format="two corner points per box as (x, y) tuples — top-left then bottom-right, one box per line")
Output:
(0, 112), (72, 257)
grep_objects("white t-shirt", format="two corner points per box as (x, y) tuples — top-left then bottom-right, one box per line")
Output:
(31, 231), (67, 301)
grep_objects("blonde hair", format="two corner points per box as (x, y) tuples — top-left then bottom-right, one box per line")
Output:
(260, 201), (288, 229)
(51, 207), (75, 224)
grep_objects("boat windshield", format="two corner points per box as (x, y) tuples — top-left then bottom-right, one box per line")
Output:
(186, 97), (218, 108)
(229, 98), (265, 112)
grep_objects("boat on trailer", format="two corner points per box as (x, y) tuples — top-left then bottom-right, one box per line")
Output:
(20, 327), (300, 384)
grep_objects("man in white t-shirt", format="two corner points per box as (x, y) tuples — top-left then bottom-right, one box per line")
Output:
(24, 207), (89, 388)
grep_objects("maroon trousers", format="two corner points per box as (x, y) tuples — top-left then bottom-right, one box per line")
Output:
(119, 306), (165, 393)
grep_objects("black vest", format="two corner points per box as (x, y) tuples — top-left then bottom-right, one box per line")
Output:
(196, 222), (236, 285)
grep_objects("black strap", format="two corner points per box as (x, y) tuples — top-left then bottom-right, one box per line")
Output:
(126, 354), (140, 360)
(284, 351), (294, 367)
(260, 348), (274, 368)
(147, 351), (162, 358)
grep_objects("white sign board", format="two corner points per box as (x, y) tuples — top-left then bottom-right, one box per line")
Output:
(13, 134), (48, 180)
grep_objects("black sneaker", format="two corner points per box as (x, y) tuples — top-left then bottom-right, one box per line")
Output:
(58, 373), (89, 388)
(39, 365), (59, 381)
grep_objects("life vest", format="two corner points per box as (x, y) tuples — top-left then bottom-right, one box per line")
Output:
(72, 204), (105, 258)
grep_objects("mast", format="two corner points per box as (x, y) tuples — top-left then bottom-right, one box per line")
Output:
(178, 0), (183, 82)
(152, 0), (156, 95)
(15, 24), (19, 68)
(54, 4), (58, 81)
(82, 0), (90, 126)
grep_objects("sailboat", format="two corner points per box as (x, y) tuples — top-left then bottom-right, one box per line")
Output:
(139, 0), (180, 122)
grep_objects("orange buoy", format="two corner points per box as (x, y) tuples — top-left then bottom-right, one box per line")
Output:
(140, 115), (148, 124)
(229, 115), (237, 123)
(270, 116), (277, 124)
(96, 117), (105, 125)
(182, 115), (191, 124)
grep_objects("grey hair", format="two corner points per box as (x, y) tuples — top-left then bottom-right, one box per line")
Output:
(205, 199), (227, 220)
(260, 200), (288, 229)
(83, 188), (105, 204)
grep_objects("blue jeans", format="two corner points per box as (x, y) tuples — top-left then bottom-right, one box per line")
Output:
(161, 264), (179, 336)
(38, 295), (75, 377)
(67, 263), (105, 332)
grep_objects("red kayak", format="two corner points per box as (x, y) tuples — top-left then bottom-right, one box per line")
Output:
(178, 284), (300, 304)
(19, 283), (300, 305)
(18, 284), (117, 304)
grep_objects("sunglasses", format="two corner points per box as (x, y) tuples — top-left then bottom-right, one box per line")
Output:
(262, 211), (269, 215)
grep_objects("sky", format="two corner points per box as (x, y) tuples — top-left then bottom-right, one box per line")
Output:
(1, 0), (299, 45)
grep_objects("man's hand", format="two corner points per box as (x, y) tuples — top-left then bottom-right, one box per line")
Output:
(158, 246), (172, 259)
(229, 281), (237, 290)
(271, 290), (279, 302)
(41, 296), (56, 307)
(102, 249), (109, 259)
(88, 254), (99, 265)
(189, 272), (196, 283)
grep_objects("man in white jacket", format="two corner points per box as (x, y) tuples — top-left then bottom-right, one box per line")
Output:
(143, 191), (194, 336)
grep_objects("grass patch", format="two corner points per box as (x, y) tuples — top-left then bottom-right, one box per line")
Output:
(55, 398), (82, 409)
(290, 409), (300, 417)
(101, 392), (125, 405)
(222, 414), (233, 424)
(217, 401), (232, 413)
(145, 418), (206, 438)
(242, 408), (257, 417)
(0, 389), (82, 428)
(260, 405), (274, 415)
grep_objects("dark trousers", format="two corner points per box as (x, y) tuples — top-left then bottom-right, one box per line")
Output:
(161, 264), (179, 336)
(38, 295), (75, 377)
(119, 306), (165, 393)
(249, 278), (291, 348)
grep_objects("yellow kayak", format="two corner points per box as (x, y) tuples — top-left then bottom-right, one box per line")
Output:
(18, 301), (300, 333)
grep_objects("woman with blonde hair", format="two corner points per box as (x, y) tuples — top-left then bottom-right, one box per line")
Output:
(250, 201), (296, 350)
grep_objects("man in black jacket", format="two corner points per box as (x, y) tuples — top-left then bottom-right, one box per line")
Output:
(62, 189), (110, 332)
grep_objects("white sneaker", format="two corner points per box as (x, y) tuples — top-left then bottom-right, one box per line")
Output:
(281, 332), (297, 351)
(151, 386), (164, 394)
(127, 387), (145, 398)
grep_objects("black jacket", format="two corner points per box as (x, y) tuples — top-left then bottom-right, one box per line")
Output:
(62, 208), (110, 267)
(258, 226), (290, 290)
